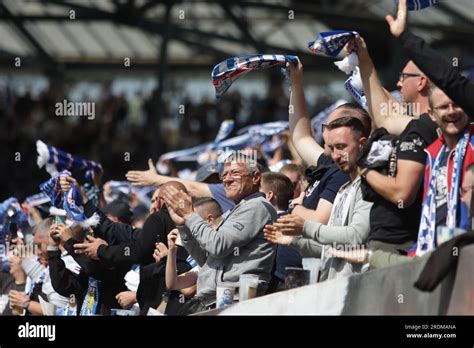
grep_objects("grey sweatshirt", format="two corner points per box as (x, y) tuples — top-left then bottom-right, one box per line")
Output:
(179, 192), (277, 304)
(290, 177), (373, 280)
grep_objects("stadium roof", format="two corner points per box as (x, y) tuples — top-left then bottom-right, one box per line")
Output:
(0, 0), (472, 72)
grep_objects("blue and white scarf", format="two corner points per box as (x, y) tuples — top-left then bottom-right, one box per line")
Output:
(36, 140), (102, 179)
(0, 197), (28, 241)
(24, 192), (51, 207)
(212, 54), (298, 98)
(214, 120), (235, 144)
(308, 31), (358, 57)
(238, 121), (288, 138)
(416, 130), (469, 256)
(395, 0), (437, 11)
(344, 67), (368, 109)
(40, 171), (99, 228)
(80, 277), (101, 315)
(157, 121), (288, 166)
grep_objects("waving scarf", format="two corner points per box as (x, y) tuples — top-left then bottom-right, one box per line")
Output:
(212, 54), (298, 98)
(39, 171), (99, 228)
(37, 140), (101, 179)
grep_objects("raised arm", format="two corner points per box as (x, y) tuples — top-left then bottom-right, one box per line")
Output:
(126, 159), (212, 198)
(165, 230), (198, 291)
(387, 0), (474, 117)
(355, 36), (412, 135)
(288, 59), (325, 166)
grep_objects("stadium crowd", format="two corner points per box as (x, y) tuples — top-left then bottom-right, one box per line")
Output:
(1, 0), (473, 316)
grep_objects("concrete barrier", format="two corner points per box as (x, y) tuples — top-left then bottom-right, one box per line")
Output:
(201, 245), (474, 315)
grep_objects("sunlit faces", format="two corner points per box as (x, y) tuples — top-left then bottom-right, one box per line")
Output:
(222, 162), (260, 203)
(429, 88), (469, 139)
(325, 127), (363, 174)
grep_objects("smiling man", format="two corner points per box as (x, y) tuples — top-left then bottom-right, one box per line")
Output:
(416, 86), (474, 256)
(264, 117), (373, 280)
(162, 153), (277, 307)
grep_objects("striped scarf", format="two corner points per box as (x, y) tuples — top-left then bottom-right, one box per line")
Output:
(36, 140), (101, 179)
(212, 54), (298, 98)
(416, 129), (469, 256)
(308, 30), (358, 57)
(40, 170), (99, 228)
(396, 0), (438, 11)
(80, 277), (101, 316)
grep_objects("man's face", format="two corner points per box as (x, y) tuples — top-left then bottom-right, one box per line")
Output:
(222, 162), (259, 203)
(429, 88), (469, 138)
(326, 127), (362, 174)
(323, 109), (347, 155)
(397, 61), (426, 103)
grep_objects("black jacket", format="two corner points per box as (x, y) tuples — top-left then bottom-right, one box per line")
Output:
(47, 249), (89, 315)
(84, 200), (139, 245)
(62, 239), (129, 312)
(400, 30), (474, 118)
(137, 248), (192, 315)
(96, 206), (179, 267)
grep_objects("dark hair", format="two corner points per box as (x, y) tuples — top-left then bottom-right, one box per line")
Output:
(261, 172), (294, 211)
(335, 103), (372, 137)
(326, 116), (367, 140)
(193, 197), (223, 219)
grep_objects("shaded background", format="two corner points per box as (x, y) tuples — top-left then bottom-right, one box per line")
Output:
(1, 0), (473, 200)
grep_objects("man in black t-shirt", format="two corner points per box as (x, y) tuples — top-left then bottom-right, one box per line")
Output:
(364, 113), (438, 253)
(354, 34), (439, 253)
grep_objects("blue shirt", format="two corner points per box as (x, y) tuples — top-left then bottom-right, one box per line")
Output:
(208, 184), (235, 212)
(303, 154), (350, 209)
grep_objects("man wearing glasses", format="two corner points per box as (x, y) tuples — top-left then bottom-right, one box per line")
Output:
(416, 86), (473, 256)
(161, 153), (278, 306)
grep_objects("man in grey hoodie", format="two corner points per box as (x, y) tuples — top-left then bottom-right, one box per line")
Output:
(162, 153), (277, 307)
(265, 117), (373, 281)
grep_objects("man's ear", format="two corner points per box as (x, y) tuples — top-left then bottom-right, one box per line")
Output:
(359, 136), (368, 148)
(253, 171), (262, 186)
(206, 213), (214, 225)
(427, 106), (436, 122)
(266, 190), (274, 202)
(418, 76), (430, 94)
